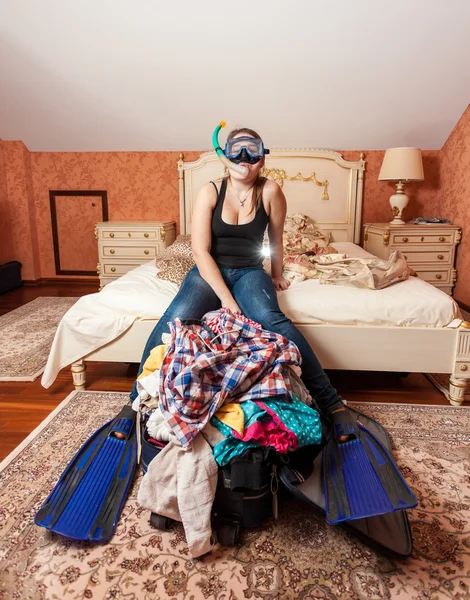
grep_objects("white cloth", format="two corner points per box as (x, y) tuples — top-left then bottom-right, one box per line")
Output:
(138, 434), (218, 557)
(41, 261), (178, 388)
(136, 370), (161, 399)
(146, 408), (173, 442)
(41, 245), (460, 388)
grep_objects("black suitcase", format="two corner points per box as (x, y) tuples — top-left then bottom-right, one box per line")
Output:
(141, 407), (413, 558)
(0, 260), (23, 294)
(141, 429), (277, 541)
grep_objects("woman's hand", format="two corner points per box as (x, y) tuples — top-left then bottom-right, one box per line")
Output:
(271, 276), (290, 291)
(222, 298), (242, 315)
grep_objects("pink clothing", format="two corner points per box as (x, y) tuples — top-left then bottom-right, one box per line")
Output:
(232, 401), (298, 453)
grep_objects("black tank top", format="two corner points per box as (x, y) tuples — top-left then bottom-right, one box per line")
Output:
(210, 178), (269, 268)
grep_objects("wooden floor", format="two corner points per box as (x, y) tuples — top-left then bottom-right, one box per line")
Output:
(0, 281), (450, 462)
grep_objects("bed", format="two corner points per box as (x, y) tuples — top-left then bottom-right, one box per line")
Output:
(42, 149), (470, 405)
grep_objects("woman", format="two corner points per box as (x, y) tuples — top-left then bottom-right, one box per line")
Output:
(130, 128), (345, 416)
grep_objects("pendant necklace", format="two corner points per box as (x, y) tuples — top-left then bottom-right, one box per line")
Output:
(231, 181), (254, 207)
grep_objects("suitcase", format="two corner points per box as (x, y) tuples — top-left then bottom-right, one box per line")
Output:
(0, 261), (23, 294)
(141, 407), (413, 558)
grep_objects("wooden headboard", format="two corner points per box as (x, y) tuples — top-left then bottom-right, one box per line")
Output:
(177, 149), (365, 243)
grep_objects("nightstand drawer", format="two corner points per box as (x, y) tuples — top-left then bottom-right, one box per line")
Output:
(96, 220), (175, 288)
(400, 250), (451, 264)
(363, 223), (461, 296)
(102, 245), (158, 259)
(413, 268), (450, 284)
(102, 262), (141, 276)
(100, 229), (159, 241)
(392, 233), (453, 245)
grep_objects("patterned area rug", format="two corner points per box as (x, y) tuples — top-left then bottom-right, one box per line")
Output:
(0, 297), (77, 381)
(1, 391), (470, 600)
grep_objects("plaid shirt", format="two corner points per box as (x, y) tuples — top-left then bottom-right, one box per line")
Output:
(159, 310), (301, 446)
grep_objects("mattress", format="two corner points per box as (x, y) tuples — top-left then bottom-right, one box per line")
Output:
(41, 241), (459, 388)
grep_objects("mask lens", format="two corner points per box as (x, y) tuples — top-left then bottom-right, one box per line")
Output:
(225, 136), (264, 159)
(230, 141), (244, 155)
(246, 141), (260, 155)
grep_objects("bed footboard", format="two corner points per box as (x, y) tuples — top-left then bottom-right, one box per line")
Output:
(448, 322), (470, 406)
(70, 321), (470, 405)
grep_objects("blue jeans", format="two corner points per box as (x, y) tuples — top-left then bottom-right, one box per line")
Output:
(130, 266), (343, 414)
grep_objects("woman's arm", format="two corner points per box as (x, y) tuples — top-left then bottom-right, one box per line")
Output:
(191, 183), (241, 313)
(266, 181), (290, 291)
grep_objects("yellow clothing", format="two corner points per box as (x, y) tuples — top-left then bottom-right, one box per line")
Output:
(138, 345), (168, 380)
(215, 403), (244, 435)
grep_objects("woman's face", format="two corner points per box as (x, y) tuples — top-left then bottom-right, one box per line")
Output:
(228, 133), (265, 182)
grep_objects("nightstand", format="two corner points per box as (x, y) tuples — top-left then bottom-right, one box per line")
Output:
(363, 223), (461, 295)
(95, 221), (176, 288)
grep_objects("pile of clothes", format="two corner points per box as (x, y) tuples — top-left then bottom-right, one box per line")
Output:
(283, 250), (412, 290)
(134, 308), (322, 557)
(279, 213), (412, 290)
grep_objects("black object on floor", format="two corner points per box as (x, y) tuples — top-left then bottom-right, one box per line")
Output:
(0, 261), (23, 294)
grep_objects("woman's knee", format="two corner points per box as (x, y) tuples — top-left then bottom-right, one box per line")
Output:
(245, 305), (291, 330)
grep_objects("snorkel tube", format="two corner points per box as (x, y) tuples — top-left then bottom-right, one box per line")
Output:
(212, 121), (249, 177)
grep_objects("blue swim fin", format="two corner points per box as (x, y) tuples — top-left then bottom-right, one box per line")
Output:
(35, 404), (137, 541)
(323, 408), (417, 525)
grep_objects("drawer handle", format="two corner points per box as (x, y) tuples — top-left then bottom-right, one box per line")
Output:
(111, 267), (116, 273)
(144, 250), (149, 255)
(461, 365), (468, 372)
(421, 237), (424, 242)
(435, 274), (442, 280)
(439, 237), (445, 242)
(128, 233), (132, 237)
(403, 255), (407, 260)
(110, 249), (115, 254)
(109, 232), (114, 238)
(437, 254), (444, 260)
(402, 237), (408, 242)
(144, 233), (149, 238)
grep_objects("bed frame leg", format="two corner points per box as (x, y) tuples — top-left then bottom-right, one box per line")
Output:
(71, 360), (87, 390)
(448, 377), (467, 406)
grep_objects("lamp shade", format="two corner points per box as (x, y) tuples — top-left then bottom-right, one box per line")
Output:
(378, 147), (424, 182)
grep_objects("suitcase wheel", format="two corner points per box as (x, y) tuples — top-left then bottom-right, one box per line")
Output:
(216, 520), (241, 546)
(150, 512), (173, 530)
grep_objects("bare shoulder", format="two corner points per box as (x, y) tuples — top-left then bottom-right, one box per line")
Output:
(263, 178), (281, 195)
(263, 178), (286, 213)
(196, 181), (219, 209)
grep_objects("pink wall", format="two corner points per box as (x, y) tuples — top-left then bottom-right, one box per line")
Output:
(29, 150), (200, 278)
(0, 143), (11, 265)
(0, 115), (467, 304)
(424, 104), (470, 304)
(5, 147), (439, 281)
(342, 150), (440, 225)
(0, 141), (40, 280)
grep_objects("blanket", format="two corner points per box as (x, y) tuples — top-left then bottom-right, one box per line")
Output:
(283, 250), (411, 290)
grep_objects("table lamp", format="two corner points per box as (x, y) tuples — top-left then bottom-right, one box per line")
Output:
(378, 147), (424, 225)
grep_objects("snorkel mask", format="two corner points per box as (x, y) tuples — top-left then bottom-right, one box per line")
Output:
(224, 136), (269, 164)
(212, 121), (269, 176)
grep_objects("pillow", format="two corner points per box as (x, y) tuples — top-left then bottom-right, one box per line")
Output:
(155, 235), (195, 286)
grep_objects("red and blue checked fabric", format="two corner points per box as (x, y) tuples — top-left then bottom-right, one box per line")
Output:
(204, 308), (262, 335)
(158, 310), (301, 447)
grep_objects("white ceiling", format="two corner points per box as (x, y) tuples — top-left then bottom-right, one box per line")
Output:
(1, 0), (469, 152)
